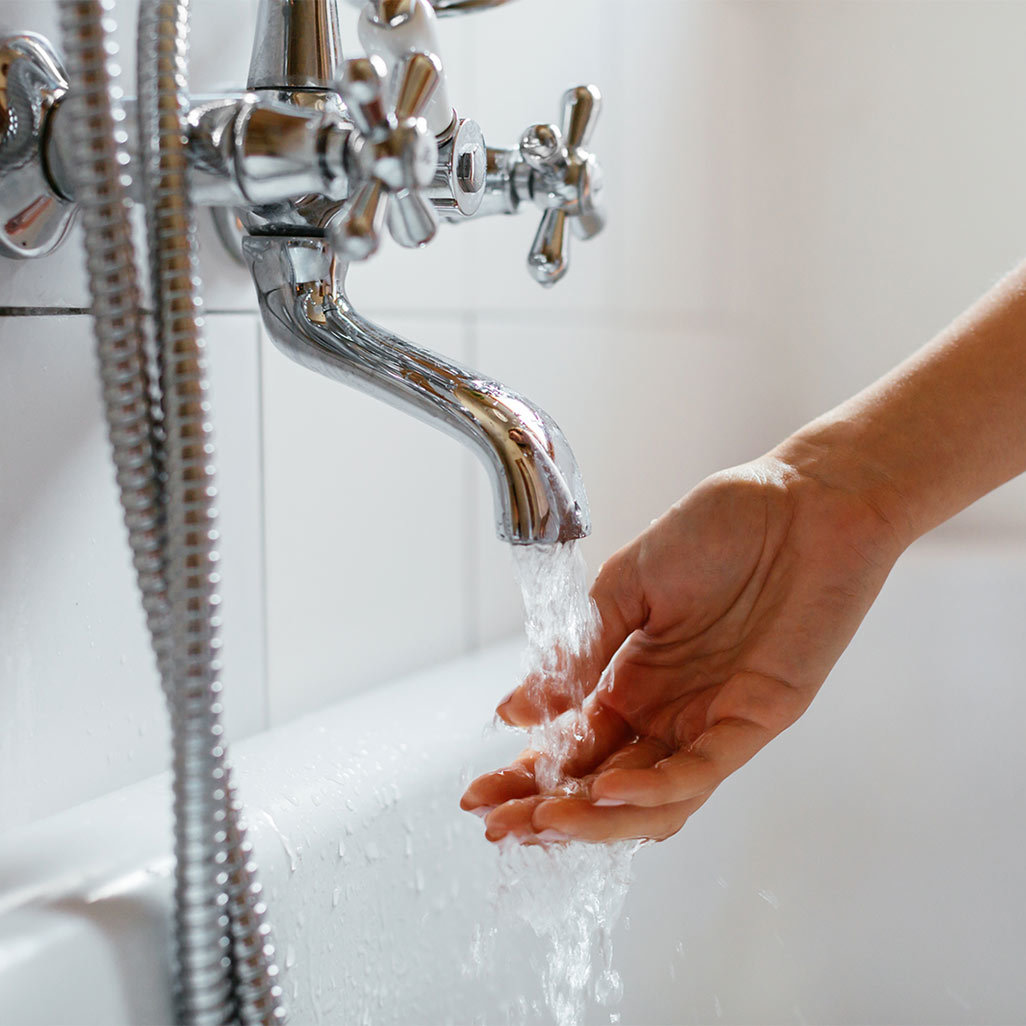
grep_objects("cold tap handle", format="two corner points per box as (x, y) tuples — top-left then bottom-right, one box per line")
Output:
(528, 208), (569, 287)
(519, 84), (604, 285)
(519, 123), (565, 175)
(561, 84), (601, 150)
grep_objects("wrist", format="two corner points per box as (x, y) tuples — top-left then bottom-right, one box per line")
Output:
(769, 423), (916, 562)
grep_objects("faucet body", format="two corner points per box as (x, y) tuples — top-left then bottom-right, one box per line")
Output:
(247, 235), (589, 543)
(1, 0), (606, 544)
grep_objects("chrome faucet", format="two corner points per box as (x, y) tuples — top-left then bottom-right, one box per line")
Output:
(1, 0), (606, 543)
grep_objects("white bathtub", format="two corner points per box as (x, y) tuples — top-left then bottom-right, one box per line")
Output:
(2, 538), (1025, 1025)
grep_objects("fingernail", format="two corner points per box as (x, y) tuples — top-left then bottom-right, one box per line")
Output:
(495, 690), (519, 725)
(593, 797), (626, 807)
(485, 827), (507, 843)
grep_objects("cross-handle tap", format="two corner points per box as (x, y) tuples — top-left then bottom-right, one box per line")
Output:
(330, 50), (443, 260)
(519, 84), (604, 286)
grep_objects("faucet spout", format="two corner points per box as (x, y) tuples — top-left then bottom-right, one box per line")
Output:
(244, 235), (591, 545)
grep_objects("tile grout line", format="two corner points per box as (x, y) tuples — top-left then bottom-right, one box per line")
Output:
(0, 305), (743, 336)
(0, 306), (259, 317)
(0, 306), (92, 316)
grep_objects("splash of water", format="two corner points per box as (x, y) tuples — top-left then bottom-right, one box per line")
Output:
(511, 542), (597, 794)
(482, 541), (639, 1026)
(493, 838), (636, 1026)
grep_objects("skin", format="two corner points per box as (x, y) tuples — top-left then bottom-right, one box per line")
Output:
(461, 259), (1026, 844)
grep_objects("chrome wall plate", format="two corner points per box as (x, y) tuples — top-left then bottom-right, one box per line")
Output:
(0, 33), (76, 260)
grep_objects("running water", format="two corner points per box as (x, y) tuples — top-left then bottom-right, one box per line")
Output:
(472, 541), (640, 1026)
(512, 541), (598, 793)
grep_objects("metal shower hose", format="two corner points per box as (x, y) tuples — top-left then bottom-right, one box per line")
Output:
(57, 2), (286, 1022)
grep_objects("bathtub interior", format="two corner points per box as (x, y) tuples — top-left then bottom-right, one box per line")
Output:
(1, 538), (1024, 1026)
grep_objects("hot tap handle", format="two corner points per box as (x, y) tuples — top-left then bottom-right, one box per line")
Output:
(519, 84), (604, 286)
(331, 51), (441, 259)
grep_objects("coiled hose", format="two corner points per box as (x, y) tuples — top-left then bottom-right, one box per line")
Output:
(58, 2), (285, 1022)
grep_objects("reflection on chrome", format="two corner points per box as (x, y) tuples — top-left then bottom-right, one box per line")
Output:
(246, 235), (590, 545)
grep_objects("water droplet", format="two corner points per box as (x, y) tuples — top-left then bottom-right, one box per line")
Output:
(594, 969), (623, 1006)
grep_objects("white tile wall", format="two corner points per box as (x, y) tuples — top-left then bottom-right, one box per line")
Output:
(260, 313), (473, 722)
(0, 312), (266, 832)
(3, 0), (1026, 834)
(0, 0), (267, 835)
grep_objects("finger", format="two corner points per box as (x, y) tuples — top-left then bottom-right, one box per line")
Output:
(531, 793), (711, 843)
(590, 716), (773, 808)
(551, 701), (633, 779)
(497, 549), (648, 727)
(462, 702), (632, 812)
(594, 736), (673, 774)
(484, 796), (549, 842)
(460, 757), (538, 812)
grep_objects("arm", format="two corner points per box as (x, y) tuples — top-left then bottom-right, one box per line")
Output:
(461, 260), (1026, 844)
(780, 259), (1026, 546)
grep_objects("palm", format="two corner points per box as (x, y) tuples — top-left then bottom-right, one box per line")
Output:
(462, 458), (901, 843)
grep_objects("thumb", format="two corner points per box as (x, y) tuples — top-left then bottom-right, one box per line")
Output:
(496, 546), (648, 727)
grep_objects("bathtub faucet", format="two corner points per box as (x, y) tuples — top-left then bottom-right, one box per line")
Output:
(240, 0), (602, 542)
(0, 0), (605, 542)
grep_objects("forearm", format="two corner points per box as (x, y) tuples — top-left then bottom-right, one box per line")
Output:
(775, 260), (1026, 548)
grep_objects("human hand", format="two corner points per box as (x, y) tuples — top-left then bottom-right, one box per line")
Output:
(461, 452), (907, 844)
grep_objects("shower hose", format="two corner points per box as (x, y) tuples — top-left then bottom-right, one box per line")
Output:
(57, 2), (286, 1022)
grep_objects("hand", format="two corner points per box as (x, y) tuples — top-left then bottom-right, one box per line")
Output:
(461, 452), (907, 844)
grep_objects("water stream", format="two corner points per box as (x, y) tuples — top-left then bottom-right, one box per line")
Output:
(473, 542), (640, 1026)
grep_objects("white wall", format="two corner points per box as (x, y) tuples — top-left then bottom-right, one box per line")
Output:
(2, 0), (1025, 832)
